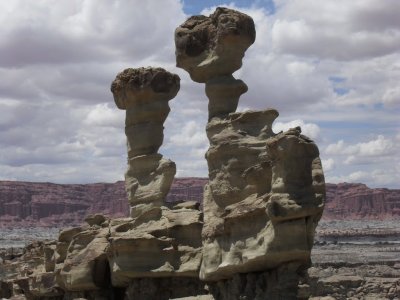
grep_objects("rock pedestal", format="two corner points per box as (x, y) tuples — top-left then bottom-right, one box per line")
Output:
(175, 7), (255, 84)
(111, 67), (179, 217)
(0, 7), (326, 300)
(175, 7), (325, 298)
(109, 66), (205, 298)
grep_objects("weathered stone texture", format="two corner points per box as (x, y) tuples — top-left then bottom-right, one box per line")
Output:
(108, 207), (203, 286)
(1, 180), (398, 227)
(111, 67), (179, 215)
(176, 6), (326, 296)
(175, 7), (255, 83)
(200, 113), (325, 282)
(0, 6), (330, 300)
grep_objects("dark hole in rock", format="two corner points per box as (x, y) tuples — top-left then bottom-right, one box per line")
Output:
(93, 257), (111, 289)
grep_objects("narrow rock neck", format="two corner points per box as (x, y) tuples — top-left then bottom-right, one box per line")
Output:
(205, 75), (248, 121)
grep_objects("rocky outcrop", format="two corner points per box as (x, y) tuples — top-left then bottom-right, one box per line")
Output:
(3, 4), (400, 300)
(0, 181), (127, 227)
(175, 6), (325, 298)
(3, 227), (400, 300)
(111, 67), (179, 217)
(325, 183), (400, 219)
(108, 207), (203, 285)
(0, 209), (206, 300)
(175, 7), (255, 84)
(0, 178), (207, 227)
(1, 180), (399, 228)
(301, 264), (400, 299)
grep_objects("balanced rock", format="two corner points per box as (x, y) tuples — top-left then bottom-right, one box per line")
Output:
(111, 67), (179, 157)
(111, 67), (179, 216)
(175, 7), (255, 83)
(176, 7), (326, 297)
(109, 65), (205, 297)
(175, 8), (254, 120)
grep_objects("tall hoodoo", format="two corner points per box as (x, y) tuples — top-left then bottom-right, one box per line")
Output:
(176, 7), (325, 299)
(111, 67), (179, 217)
(175, 7), (255, 120)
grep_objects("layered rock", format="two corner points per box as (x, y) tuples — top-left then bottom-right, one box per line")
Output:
(108, 66), (205, 298)
(0, 181), (128, 227)
(0, 7), (328, 300)
(0, 209), (205, 299)
(200, 114), (325, 283)
(0, 180), (399, 228)
(111, 67), (179, 217)
(324, 182), (400, 219)
(175, 7), (255, 84)
(108, 207), (203, 286)
(175, 7), (325, 297)
(302, 264), (400, 299)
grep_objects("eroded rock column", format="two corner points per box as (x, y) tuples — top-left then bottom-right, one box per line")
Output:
(175, 7), (255, 119)
(111, 67), (179, 217)
(176, 7), (325, 299)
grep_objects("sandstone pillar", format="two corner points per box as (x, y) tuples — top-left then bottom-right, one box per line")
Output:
(176, 7), (325, 299)
(111, 67), (179, 217)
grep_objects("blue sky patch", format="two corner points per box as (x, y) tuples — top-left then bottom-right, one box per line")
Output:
(182, 0), (275, 15)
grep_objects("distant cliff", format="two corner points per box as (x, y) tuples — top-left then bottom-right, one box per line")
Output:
(0, 179), (399, 227)
(324, 183), (400, 220)
(0, 178), (207, 227)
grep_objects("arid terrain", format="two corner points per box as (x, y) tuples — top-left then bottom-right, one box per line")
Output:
(1, 180), (400, 299)
(1, 220), (399, 299)
(1, 179), (399, 228)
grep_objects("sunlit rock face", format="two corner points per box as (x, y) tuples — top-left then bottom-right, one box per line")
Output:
(201, 122), (325, 282)
(176, 7), (325, 296)
(175, 7), (255, 83)
(0, 7), (326, 300)
(108, 207), (203, 286)
(111, 67), (179, 216)
(109, 66), (205, 297)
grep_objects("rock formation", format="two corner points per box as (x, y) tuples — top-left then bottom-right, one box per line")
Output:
(175, 7), (325, 298)
(3, 224), (400, 300)
(0, 178), (210, 228)
(0, 64), (206, 299)
(0, 213), (206, 300)
(0, 7), (329, 300)
(324, 182), (400, 219)
(111, 67), (179, 217)
(0, 180), (399, 228)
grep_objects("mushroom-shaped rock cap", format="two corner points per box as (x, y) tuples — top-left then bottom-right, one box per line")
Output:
(175, 7), (255, 83)
(111, 67), (180, 110)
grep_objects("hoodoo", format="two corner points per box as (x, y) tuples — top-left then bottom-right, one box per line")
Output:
(0, 7), (325, 300)
(176, 7), (325, 299)
(111, 67), (179, 217)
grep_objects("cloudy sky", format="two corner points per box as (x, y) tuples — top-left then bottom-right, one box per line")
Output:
(0, 0), (399, 188)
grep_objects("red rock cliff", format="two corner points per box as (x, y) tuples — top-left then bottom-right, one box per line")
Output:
(0, 180), (399, 227)
(324, 183), (400, 219)
(0, 178), (207, 227)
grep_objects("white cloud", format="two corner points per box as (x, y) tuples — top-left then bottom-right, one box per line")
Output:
(329, 167), (400, 188)
(0, 0), (398, 189)
(169, 121), (207, 148)
(84, 103), (124, 128)
(273, 119), (321, 141)
(321, 158), (335, 172)
(383, 87), (400, 107)
(325, 140), (345, 155)
(325, 135), (396, 161)
(271, 0), (400, 60)
(323, 135), (400, 188)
